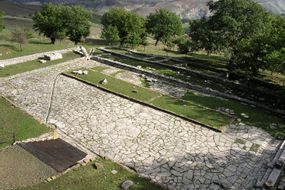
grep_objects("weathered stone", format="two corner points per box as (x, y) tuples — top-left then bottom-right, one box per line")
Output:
(100, 78), (108, 85)
(121, 180), (134, 190)
(44, 53), (63, 61)
(39, 59), (47, 63)
(241, 113), (249, 119)
(93, 162), (104, 170)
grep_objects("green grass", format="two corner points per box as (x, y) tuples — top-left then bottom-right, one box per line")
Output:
(0, 97), (49, 149)
(150, 95), (233, 129)
(92, 66), (109, 72)
(0, 39), (75, 60)
(18, 157), (163, 190)
(0, 52), (81, 77)
(70, 69), (161, 102)
(182, 91), (285, 138)
(67, 69), (232, 130)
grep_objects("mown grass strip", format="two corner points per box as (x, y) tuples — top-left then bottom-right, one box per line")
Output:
(18, 157), (163, 190)
(0, 52), (81, 77)
(0, 40), (74, 60)
(0, 97), (50, 149)
(65, 69), (233, 130)
(182, 91), (285, 138)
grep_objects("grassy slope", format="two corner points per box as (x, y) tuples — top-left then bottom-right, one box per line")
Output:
(0, 0), (41, 18)
(18, 157), (163, 190)
(0, 97), (49, 149)
(67, 69), (232, 129)
(0, 52), (81, 77)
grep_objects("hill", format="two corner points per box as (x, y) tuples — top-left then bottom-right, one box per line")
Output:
(2, 0), (285, 20)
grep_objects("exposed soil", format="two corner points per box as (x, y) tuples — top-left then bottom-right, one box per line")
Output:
(0, 145), (56, 189)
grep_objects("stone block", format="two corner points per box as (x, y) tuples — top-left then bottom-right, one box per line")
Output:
(44, 53), (63, 61)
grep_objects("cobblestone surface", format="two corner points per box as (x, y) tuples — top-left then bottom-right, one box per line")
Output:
(0, 59), (280, 190)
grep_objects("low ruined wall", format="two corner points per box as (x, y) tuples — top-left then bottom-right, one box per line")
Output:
(92, 55), (285, 117)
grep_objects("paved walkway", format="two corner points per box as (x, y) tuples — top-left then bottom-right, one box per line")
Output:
(0, 58), (279, 190)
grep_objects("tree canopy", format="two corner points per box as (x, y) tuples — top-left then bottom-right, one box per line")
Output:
(33, 4), (66, 44)
(146, 9), (183, 46)
(230, 15), (285, 75)
(188, 0), (285, 76)
(33, 3), (92, 44)
(101, 8), (146, 47)
(65, 6), (92, 45)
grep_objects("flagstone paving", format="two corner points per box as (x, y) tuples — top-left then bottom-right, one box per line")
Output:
(0, 58), (280, 190)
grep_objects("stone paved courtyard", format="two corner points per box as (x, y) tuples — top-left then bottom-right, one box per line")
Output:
(0, 58), (280, 190)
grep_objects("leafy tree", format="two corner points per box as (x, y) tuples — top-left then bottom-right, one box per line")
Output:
(174, 36), (192, 54)
(11, 29), (31, 51)
(231, 15), (285, 75)
(101, 8), (146, 47)
(190, 0), (271, 53)
(33, 3), (66, 44)
(207, 0), (271, 51)
(189, 17), (221, 54)
(0, 12), (4, 32)
(65, 6), (92, 45)
(101, 25), (120, 45)
(146, 9), (183, 46)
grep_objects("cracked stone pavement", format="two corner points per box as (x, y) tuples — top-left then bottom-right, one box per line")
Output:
(0, 58), (280, 190)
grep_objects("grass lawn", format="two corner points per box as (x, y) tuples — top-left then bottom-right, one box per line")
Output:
(70, 69), (161, 102)
(182, 92), (285, 138)
(0, 39), (75, 60)
(0, 52), (81, 77)
(66, 69), (232, 130)
(151, 95), (233, 129)
(18, 157), (163, 190)
(0, 97), (50, 149)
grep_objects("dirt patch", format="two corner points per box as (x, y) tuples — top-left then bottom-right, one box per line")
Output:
(0, 145), (56, 189)
(116, 71), (143, 86)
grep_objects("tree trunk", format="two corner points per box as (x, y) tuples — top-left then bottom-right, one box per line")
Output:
(155, 39), (159, 46)
(155, 38), (160, 46)
(51, 37), (56, 44)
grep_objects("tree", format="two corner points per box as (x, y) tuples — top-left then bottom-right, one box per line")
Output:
(101, 8), (146, 47)
(101, 25), (120, 45)
(33, 3), (66, 44)
(174, 36), (192, 54)
(189, 17), (220, 54)
(208, 0), (271, 51)
(0, 12), (4, 32)
(190, 0), (271, 53)
(146, 9), (183, 46)
(11, 29), (31, 51)
(65, 6), (92, 45)
(230, 15), (285, 75)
